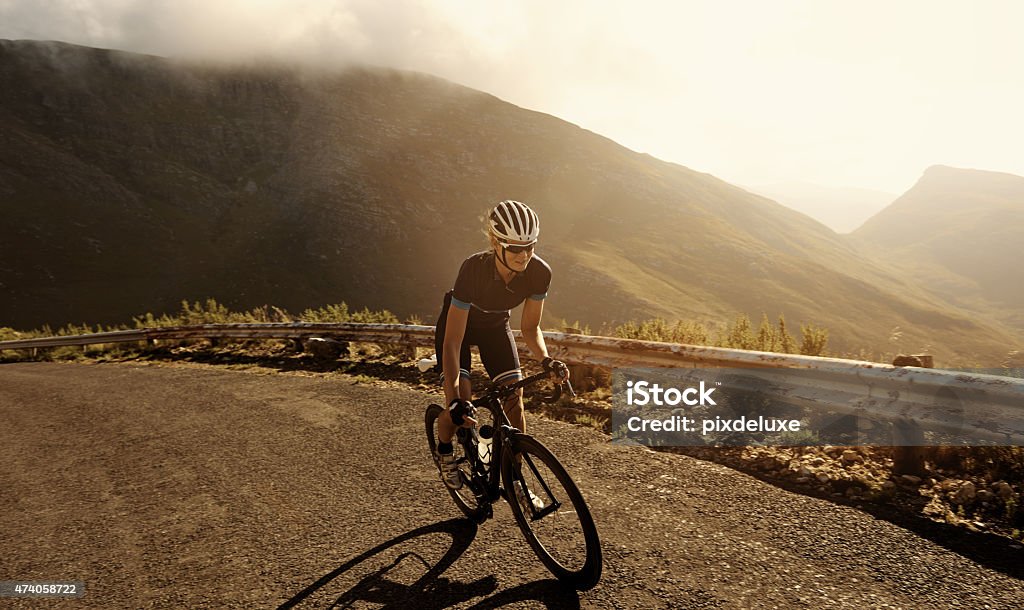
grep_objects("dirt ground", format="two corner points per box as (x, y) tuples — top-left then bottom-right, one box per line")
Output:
(2, 360), (1023, 608)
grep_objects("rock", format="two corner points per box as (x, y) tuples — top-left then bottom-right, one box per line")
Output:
(882, 481), (897, 493)
(977, 490), (995, 503)
(816, 473), (831, 484)
(922, 496), (946, 518)
(845, 486), (863, 498)
(798, 466), (814, 477)
(306, 337), (347, 361)
(811, 457), (826, 467)
(953, 481), (977, 505)
(893, 354), (923, 367)
(841, 450), (863, 465)
(994, 481), (1014, 499)
(900, 475), (922, 486)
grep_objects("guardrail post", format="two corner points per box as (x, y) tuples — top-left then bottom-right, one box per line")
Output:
(891, 354), (933, 477)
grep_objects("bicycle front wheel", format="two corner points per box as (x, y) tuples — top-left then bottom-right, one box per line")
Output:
(501, 434), (602, 590)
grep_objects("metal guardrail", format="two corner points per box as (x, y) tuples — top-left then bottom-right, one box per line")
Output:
(540, 332), (1024, 445)
(0, 323), (437, 350)
(3, 322), (1023, 444)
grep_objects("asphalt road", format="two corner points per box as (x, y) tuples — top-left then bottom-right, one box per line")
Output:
(2, 361), (1023, 608)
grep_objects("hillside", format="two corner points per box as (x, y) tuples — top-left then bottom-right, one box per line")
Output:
(0, 40), (1019, 365)
(852, 166), (1024, 332)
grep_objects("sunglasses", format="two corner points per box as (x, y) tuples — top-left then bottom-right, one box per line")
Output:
(499, 241), (536, 254)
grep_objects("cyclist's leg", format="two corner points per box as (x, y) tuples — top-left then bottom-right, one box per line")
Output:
(479, 324), (525, 433)
(435, 295), (474, 444)
(434, 341), (472, 489)
(438, 346), (473, 444)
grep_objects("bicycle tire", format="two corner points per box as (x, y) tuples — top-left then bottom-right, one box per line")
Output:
(424, 404), (491, 523)
(501, 434), (602, 590)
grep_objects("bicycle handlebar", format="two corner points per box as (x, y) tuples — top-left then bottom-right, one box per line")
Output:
(480, 368), (575, 404)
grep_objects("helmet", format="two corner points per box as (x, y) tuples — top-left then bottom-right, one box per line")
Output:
(489, 200), (540, 244)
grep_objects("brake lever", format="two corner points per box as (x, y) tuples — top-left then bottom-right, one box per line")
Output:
(538, 369), (575, 403)
(563, 378), (577, 398)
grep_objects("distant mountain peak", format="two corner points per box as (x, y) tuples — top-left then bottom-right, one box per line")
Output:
(922, 164), (963, 175)
(853, 163), (1024, 321)
(914, 165), (1024, 195)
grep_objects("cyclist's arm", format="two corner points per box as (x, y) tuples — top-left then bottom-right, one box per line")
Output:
(522, 298), (569, 380)
(442, 304), (470, 404)
(520, 297), (549, 362)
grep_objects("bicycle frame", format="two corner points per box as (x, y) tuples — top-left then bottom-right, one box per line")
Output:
(427, 368), (602, 589)
(454, 370), (568, 509)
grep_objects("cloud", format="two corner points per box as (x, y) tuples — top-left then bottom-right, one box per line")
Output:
(3, 0), (1024, 192)
(0, 1), (646, 102)
(0, 1), (458, 69)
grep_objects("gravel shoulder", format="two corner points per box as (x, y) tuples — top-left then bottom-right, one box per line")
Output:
(2, 361), (1023, 608)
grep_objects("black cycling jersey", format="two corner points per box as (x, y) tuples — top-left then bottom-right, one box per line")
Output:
(433, 250), (551, 383)
(450, 251), (551, 329)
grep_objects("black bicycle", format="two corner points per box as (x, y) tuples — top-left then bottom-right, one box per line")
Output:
(424, 370), (603, 590)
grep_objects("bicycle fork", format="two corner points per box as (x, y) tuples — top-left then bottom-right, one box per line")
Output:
(500, 425), (562, 521)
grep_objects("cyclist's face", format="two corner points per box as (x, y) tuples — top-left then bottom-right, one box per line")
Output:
(497, 239), (535, 271)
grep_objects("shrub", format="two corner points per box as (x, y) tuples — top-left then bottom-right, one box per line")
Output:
(800, 323), (829, 356)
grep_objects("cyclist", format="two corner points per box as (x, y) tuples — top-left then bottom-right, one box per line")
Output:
(433, 200), (569, 497)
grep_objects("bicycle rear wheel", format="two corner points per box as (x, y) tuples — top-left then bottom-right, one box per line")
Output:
(501, 434), (602, 590)
(424, 404), (493, 523)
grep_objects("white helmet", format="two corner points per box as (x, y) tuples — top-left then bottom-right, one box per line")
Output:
(489, 200), (540, 243)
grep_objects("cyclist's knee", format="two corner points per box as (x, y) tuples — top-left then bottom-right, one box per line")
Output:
(501, 388), (524, 415)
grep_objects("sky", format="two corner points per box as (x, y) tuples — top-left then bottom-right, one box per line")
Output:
(2, 0), (1022, 195)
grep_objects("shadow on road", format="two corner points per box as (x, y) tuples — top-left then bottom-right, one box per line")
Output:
(847, 497), (1024, 581)
(735, 466), (1024, 582)
(278, 519), (581, 609)
(463, 580), (581, 609)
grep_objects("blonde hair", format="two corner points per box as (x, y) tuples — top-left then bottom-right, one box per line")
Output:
(482, 213), (501, 251)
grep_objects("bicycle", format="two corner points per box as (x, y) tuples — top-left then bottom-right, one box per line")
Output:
(424, 369), (603, 590)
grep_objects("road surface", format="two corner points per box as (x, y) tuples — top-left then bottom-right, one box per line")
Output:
(2, 361), (1022, 608)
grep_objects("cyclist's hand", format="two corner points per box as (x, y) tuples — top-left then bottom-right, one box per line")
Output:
(541, 357), (570, 381)
(448, 398), (477, 428)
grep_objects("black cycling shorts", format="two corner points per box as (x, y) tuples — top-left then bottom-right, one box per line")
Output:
(434, 290), (522, 385)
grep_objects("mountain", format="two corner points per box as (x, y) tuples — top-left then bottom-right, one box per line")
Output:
(748, 182), (895, 233)
(0, 40), (1019, 365)
(852, 165), (1024, 332)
